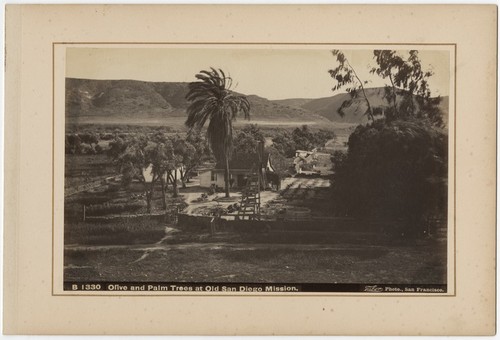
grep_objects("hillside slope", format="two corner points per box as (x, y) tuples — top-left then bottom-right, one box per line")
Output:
(66, 79), (449, 127)
(66, 78), (331, 125)
(277, 87), (449, 125)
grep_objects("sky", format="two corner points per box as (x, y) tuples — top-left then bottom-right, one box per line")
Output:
(66, 46), (451, 100)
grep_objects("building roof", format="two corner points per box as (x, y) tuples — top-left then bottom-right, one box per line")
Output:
(216, 151), (270, 171)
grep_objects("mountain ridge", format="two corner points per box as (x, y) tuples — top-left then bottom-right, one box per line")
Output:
(65, 78), (331, 125)
(66, 78), (448, 126)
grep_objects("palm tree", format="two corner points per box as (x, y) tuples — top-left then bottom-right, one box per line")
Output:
(185, 68), (250, 197)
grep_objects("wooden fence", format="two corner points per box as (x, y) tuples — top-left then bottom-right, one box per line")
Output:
(177, 213), (447, 236)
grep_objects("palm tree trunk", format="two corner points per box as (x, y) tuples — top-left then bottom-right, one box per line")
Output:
(224, 156), (230, 198)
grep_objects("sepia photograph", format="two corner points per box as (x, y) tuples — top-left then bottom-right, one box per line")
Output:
(4, 4), (496, 335)
(62, 45), (453, 294)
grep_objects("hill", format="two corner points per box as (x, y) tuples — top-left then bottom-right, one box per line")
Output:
(66, 79), (449, 128)
(65, 78), (331, 127)
(276, 87), (449, 125)
(272, 98), (314, 108)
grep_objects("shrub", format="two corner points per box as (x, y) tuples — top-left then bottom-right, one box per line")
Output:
(331, 118), (447, 235)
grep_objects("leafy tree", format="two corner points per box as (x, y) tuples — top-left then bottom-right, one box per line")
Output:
(370, 50), (402, 116)
(292, 125), (334, 151)
(330, 49), (443, 126)
(65, 134), (82, 154)
(371, 50), (443, 125)
(185, 68), (250, 197)
(329, 50), (375, 121)
(331, 119), (447, 235)
(114, 137), (154, 212)
(112, 134), (176, 213)
(271, 125), (335, 157)
(145, 132), (184, 200)
(107, 136), (128, 159)
(79, 132), (100, 150)
(265, 146), (291, 177)
(176, 130), (211, 188)
(233, 124), (265, 157)
(329, 49), (447, 238)
(271, 130), (295, 158)
(159, 137), (182, 199)
(148, 139), (177, 205)
(240, 124), (265, 142)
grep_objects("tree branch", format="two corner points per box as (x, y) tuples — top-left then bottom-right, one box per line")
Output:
(345, 59), (374, 122)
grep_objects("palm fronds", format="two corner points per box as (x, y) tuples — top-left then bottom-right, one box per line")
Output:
(184, 68), (251, 197)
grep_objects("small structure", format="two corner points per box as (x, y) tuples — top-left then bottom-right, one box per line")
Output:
(199, 151), (276, 190)
(293, 149), (317, 174)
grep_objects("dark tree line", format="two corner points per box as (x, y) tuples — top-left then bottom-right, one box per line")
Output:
(271, 125), (335, 158)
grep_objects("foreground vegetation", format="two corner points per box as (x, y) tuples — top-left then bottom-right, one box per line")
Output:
(64, 227), (446, 284)
(328, 49), (448, 237)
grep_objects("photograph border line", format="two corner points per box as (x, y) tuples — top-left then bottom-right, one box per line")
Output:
(52, 42), (457, 297)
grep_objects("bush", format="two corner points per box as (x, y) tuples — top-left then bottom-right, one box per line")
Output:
(331, 118), (447, 234)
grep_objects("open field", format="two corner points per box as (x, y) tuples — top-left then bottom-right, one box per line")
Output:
(64, 226), (446, 284)
(66, 116), (189, 129)
(66, 116), (340, 131)
(233, 120), (319, 126)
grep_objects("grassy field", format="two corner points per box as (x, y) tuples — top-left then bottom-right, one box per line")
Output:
(64, 227), (447, 284)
